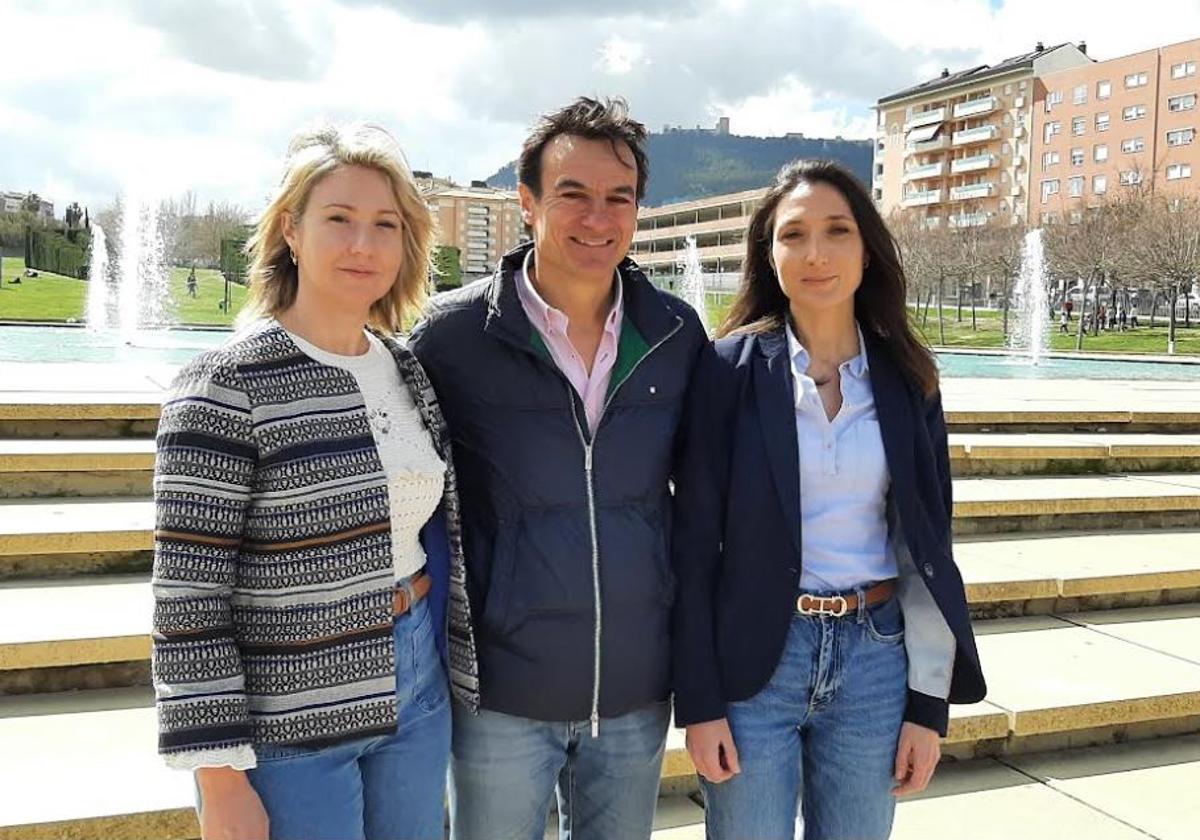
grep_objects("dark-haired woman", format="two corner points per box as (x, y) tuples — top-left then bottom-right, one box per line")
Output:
(671, 160), (986, 840)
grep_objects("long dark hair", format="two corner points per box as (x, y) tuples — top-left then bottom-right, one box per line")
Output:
(718, 159), (939, 397)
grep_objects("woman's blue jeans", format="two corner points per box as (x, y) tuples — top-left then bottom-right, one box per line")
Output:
(234, 594), (451, 840)
(702, 594), (909, 840)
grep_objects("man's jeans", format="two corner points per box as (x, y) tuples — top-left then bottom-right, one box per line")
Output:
(449, 699), (671, 840)
(230, 595), (451, 840)
(702, 594), (909, 840)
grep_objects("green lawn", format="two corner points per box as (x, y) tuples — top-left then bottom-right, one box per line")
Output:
(0, 257), (248, 327)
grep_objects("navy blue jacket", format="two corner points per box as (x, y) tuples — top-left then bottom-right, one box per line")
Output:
(671, 326), (986, 733)
(410, 243), (708, 722)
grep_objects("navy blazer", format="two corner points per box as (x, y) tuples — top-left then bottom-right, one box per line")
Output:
(671, 325), (986, 733)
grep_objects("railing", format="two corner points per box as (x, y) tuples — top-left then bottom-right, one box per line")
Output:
(903, 162), (944, 182)
(953, 96), (998, 119)
(950, 154), (997, 174)
(950, 183), (996, 201)
(952, 125), (1000, 145)
(949, 212), (989, 227)
(904, 107), (946, 131)
(902, 190), (942, 207)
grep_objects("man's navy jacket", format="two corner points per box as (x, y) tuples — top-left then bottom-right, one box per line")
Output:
(409, 243), (708, 722)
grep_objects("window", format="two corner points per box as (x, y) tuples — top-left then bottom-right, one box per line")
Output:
(1041, 179), (1060, 201)
(1120, 170), (1144, 185)
(1123, 105), (1147, 121)
(1167, 163), (1193, 180)
(1121, 136), (1145, 153)
(1096, 112), (1110, 131)
(1004, 83), (1014, 95)
(1093, 174), (1108, 194)
(1073, 84), (1088, 105)
(1072, 116), (1087, 135)
(1169, 94), (1197, 112)
(1070, 147), (1084, 166)
(1044, 120), (1062, 142)
(1172, 61), (1197, 79)
(1068, 176), (1085, 197)
(1094, 143), (1109, 161)
(1042, 150), (1060, 169)
(1125, 71), (1148, 88)
(1097, 80), (1112, 99)
(1167, 127), (1196, 146)
(1046, 90), (1063, 111)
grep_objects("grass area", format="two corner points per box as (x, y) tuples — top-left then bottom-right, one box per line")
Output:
(0, 257), (248, 327)
(702, 291), (1199, 356)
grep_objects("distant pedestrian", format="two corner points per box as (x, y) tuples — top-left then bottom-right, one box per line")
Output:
(1118, 306), (1128, 331)
(1064, 298), (1074, 320)
(1059, 310), (1070, 333)
(186, 266), (197, 298)
(1130, 303), (1140, 328)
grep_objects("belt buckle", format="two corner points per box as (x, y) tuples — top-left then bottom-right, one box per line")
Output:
(796, 593), (849, 618)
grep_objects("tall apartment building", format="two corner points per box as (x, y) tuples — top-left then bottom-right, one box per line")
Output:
(628, 187), (765, 289)
(0, 190), (54, 222)
(875, 43), (1091, 228)
(1033, 38), (1200, 224)
(424, 181), (526, 277)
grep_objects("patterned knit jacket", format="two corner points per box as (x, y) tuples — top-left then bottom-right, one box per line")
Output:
(152, 320), (479, 757)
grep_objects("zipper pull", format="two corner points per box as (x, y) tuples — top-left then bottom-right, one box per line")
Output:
(585, 446), (593, 471)
(591, 711), (600, 738)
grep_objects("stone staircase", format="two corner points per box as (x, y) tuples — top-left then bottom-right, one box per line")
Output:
(2, 400), (1200, 839)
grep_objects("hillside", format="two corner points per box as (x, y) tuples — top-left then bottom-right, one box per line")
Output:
(485, 129), (874, 207)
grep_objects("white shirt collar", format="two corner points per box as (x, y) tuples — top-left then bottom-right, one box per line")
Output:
(785, 321), (870, 385)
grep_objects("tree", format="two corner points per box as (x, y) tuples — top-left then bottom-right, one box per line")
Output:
(20, 193), (42, 215)
(1127, 192), (1200, 354)
(1043, 192), (1140, 349)
(64, 202), (84, 230)
(432, 245), (463, 290)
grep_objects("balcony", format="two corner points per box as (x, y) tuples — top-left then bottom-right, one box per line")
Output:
(952, 125), (1000, 146)
(901, 189), (942, 207)
(951, 154), (997, 174)
(909, 135), (949, 153)
(902, 162), (944, 182)
(949, 212), (990, 228)
(903, 107), (946, 131)
(953, 96), (998, 119)
(950, 182), (996, 201)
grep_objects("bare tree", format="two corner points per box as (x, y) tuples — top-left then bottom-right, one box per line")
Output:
(980, 220), (1026, 339)
(1127, 191), (1200, 354)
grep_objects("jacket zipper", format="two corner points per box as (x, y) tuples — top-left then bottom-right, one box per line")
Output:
(564, 317), (684, 737)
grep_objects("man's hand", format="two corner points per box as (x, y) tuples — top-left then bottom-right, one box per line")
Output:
(685, 718), (741, 784)
(893, 721), (941, 796)
(195, 767), (269, 840)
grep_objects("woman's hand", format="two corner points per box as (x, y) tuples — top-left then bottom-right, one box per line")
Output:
(893, 721), (941, 796)
(195, 767), (269, 840)
(685, 718), (741, 784)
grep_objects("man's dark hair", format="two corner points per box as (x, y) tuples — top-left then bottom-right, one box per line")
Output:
(518, 96), (649, 202)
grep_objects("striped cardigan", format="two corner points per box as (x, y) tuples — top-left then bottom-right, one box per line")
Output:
(151, 320), (479, 758)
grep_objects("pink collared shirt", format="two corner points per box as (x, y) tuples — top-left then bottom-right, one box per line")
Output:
(516, 249), (624, 434)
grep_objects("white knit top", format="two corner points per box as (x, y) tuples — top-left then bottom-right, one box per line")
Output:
(166, 326), (445, 772)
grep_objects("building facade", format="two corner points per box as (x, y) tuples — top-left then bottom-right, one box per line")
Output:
(0, 190), (54, 222)
(628, 187), (764, 290)
(1033, 38), (1200, 224)
(424, 181), (526, 278)
(875, 43), (1092, 228)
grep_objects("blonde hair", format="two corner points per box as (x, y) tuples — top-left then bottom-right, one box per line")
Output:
(242, 122), (434, 333)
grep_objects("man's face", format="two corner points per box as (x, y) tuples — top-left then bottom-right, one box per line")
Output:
(518, 134), (639, 284)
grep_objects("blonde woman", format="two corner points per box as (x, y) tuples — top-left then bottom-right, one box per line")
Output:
(152, 123), (479, 840)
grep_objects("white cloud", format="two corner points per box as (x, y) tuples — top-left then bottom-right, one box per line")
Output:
(4, 0), (1200, 216)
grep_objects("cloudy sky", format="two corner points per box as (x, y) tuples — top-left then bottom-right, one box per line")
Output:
(5, 0), (1200, 215)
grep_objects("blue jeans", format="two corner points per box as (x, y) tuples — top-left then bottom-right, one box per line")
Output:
(449, 699), (671, 840)
(233, 595), (452, 840)
(702, 594), (909, 840)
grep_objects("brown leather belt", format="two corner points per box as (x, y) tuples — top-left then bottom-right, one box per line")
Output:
(393, 571), (432, 616)
(796, 579), (896, 618)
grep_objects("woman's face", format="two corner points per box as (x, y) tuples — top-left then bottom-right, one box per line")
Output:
(284, 165), (405, 317)
(769, 180), (866, 317)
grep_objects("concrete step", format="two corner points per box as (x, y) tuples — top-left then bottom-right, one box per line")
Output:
(953, 474), (1200, 534)
(949, 433), (1200, 476)
(5, 605), (1200, 838)
(0, 499), (153, 579)
(0, 394), (159, 439)
(0, 439), (154, 498)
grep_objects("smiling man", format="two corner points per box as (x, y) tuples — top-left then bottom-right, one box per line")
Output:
(409, 97), (709, 840)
